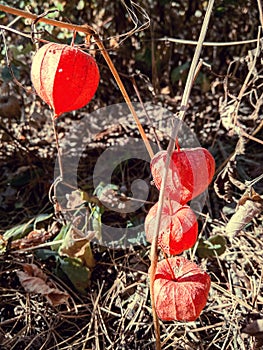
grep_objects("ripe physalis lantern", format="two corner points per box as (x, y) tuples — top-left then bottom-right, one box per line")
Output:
(151, 147), (215, 204)
(31, 42), (100, 118)
(145, 199), (198, 256)
(154, 257), (211, 321)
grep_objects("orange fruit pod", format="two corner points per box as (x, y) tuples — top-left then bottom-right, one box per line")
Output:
(151, 147), (215, 204)
(145, 198), (198, 256)
(154, 256), (211, 321)
(31, 42), (100, 118)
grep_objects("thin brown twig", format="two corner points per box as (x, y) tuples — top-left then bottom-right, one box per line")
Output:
(130, 75), (162, 151)
(0, 27), (33, 93)
(0, 4), (96, 35)
(0, 25), (32, 39)
(232, 26), (262, 125)
(239, 126), (263, 146)
(148, 1), (215, 349)
(150, 22), (159, 94)
(94, 35), (154, 158)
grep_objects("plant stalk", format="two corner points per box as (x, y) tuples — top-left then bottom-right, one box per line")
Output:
(94, 35), (154, 159)
(0, 4), (95, 35)
(149, 1), (215, 349)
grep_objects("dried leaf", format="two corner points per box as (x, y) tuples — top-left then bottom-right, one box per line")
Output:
(109, 36), (119, 49)
(97, 183), (145, 213)
(0, 234), (8, 253)
(16, 263), (69, 306)
(214, 157), (246, 202)
(225, 188), (263, 237)
(58, 227), (96, 268)
(22, 263), (48, 282)
(214, 139), (247, 201)
(66, 189), (86, 209)
(97, 185), (120, 208)
(11, 229), (53, 250)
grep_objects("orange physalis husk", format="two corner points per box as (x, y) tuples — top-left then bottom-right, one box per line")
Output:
(154, 257), (211, 321)
(31, 42), (100, 118)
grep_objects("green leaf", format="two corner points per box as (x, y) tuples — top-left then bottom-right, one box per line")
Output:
(33, 213), (53, 230)
(171, 62), (190, 84)
(91, 204), (104, 242)
(197, 235), (227, 258)
(3, 219), (34, 241)
(1, 64), (20, 82)
(135, 47), (152, 69)
(52, 224), (71, 251)
(59, 257), (92, 294)
(35, 249), (58, 261)
(35, 250), (92, 294)
(3, 213), (52, 242)
(55, 2), (64, 11)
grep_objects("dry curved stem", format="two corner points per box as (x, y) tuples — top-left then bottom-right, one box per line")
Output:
(0, 3), (154, 159)
(239, 123), (263, 145)
(94, 35), (154, 158)
(130, 75), (162, 151)
(149, 1), (215, 349)
(107, 1), (150, 47)
(157, 36), (260, 47)
(0, 4), (96, 35)
(231, 26), (262, 126)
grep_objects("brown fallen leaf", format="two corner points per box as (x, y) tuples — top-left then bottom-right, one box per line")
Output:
(16, 263), (69, 306)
